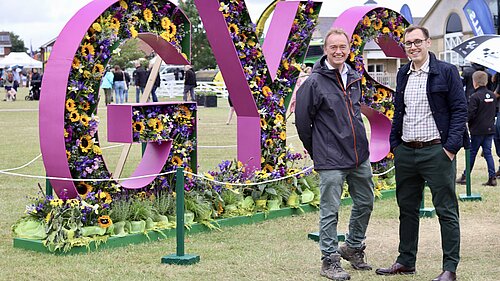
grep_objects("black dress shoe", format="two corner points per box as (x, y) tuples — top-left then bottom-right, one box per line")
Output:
(375, 262), (415, 275)
(432, 271), (456, 281)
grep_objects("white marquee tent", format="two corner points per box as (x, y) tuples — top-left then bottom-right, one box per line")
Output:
(0, 52), (42, 69)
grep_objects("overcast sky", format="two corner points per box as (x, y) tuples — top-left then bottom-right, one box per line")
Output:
(0, 0), (437, 50)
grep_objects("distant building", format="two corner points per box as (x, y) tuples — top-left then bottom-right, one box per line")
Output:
(0, 31), (12, 58)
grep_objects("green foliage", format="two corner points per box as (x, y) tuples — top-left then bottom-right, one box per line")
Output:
(128, 198), (152, 221)
(9, 32), (27, 52)
(178, 0), (216, 69)
(108, 38), (147, 69)
(109, 199), (131, 222)
(152, 191), (175, 216)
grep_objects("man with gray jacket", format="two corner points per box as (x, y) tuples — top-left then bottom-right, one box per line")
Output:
(295, 28), (374, 281)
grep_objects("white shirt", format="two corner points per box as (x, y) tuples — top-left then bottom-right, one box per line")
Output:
(401, 56), (441, 142)
(325, 60), (348, 89)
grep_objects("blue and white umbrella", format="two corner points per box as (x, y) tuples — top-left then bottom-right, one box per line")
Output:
(453, 35), (500, 72)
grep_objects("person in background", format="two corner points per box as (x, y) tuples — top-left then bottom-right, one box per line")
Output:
(12, 67), (21, 91)
(112, 65), (126, 104)
(288, 66), (312, 121)
(226, 96), (234, 125)
(148, 64), (161, 102)
(30, 68), (42, 100)
(101, 67), (114, 105)
(456, 71), (497, 186)
(133, 61), (147, 102)
(376, 26), (467, 281)
(295, 28), (374, 281)
(3, 69), (16, 101)
(183, 65), (197, 102)
(123, 70), (130, 103)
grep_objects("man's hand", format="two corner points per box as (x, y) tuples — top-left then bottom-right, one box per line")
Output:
(443, 148), (455, 161)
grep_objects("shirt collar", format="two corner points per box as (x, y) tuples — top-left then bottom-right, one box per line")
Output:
(407, 53), (430, 74)
(325, 60), (349, 75)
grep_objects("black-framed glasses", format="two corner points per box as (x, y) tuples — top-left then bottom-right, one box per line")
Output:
(404, 38), (428, 48)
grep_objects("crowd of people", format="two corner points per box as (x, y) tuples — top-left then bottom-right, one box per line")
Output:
(2, 66), (42, 101)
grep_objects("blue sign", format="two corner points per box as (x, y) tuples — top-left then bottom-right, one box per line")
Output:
(463, 0), (495, 35)
(400, 4), (414, 24)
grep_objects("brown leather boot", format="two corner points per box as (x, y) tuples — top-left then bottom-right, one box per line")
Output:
(482, 177), (497, 186)
(455, 174), (466, 185)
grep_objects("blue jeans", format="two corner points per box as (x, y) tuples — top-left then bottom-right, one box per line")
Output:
(317, 159), (374, 256)
(135, 86), (145, 102)
(465, 134), (496, 178)
(114, 81), (126, 104)
(494, 112), (500, 159)
(183, 85), (196, 101)
(151, 86), (158, 102)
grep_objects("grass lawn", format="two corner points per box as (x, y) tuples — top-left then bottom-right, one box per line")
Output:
(0, 87), (499, 281)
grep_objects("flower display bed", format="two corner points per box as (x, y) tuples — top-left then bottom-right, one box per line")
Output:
(13, 190), (395, 255)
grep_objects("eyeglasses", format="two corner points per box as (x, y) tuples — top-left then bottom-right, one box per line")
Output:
(403, 38), (427, 48)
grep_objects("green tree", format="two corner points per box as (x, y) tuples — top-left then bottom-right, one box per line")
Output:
(178, 0), (217, 70)
(108, 39), (147, 70)
(9, 32), (27, 52)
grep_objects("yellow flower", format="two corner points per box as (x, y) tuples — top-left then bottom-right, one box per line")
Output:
(45, 212), (52, 223)
(92, 22), (102, 32)
(387, 152), (394, 159)
(93, 63), (104, 75)
(98, 191), (113, 204)
(81, 101), (90, 111)
(265, 139), (273, 147)
(263, 164), (274, 173)
(373, 94), (382, 103)
(110, 17), (120, 31)
(147, 118), (163, 132)
(143, 8), (153, 23)
(279, 131), (286, 140)
(260, 118), (268, 129)
(66, 199), (80, 207)
(50, 199), (64, 207)
(69, 111), (80, 122)
(66, 99), (76, 112)
(79, 135), (93, 153)
(76, 182), (93, 197)
(262, 86), (272, 97)
(204, 173), (215, 181)
(275, 114), (284, 124)
(385, 109), (394, 119)
(228, 23), (239, 34)
(374, 19), (383, 30)
(119, 0), (128, 9)
(382, 27), (390, 34)
(161, 17), (172, 30)
(83, 70), (91, 78)
(72, 57), (80, 69)
(352, 34), (362, 46)
(98, 215), (113, 228)
(171, 155), (183, 166)
(133, 121), (145, 133)
(349, 52), (355, 62)
(363, 16), (371, 27)
(377, 88), (388, 99)
(93, 145), (102, 155)
(130, 26), (138, 38)
(80, 113), (90, 127)
(66, 150), (71, 160)
(282, 59), (289, 70)
(393, 29), (401, 38)
(361, 75), (366, 85)
(81, 42), (95, 57)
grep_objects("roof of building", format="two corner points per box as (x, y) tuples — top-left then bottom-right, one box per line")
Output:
(0, 31), (12, 47)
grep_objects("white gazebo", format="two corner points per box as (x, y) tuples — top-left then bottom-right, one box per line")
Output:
(0, 52), (42, 69)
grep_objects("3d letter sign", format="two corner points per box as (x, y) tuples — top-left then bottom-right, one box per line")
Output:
(39, 0), (410, 199)
(39, 0), (194, 198)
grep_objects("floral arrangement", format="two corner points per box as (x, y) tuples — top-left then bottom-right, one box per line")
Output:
(64, 0), (190, 195)
(219, 0), (320, 170)
(347, 7), (409, 175)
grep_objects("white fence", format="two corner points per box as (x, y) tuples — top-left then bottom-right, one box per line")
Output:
(156, 80), (228, 98)
(367, 72), (397, 89)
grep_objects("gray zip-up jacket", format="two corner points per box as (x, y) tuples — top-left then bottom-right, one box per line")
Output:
(295, 55), (370, 170)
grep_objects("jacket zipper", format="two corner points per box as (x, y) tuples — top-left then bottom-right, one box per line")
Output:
(336, 72), (361, 166)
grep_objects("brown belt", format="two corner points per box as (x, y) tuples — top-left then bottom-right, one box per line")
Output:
(403, 139), (441, 149)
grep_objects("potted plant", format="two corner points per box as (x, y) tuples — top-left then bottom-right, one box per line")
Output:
(203, 91), (218, 107)
(196, 93), (206, 106)
(109, 199), (131, 236)
(128, 198), (152, 233)
(152, 191), (175, 228)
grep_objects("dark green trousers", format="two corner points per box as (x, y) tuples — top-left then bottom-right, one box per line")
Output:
(394, 143), (460, 272)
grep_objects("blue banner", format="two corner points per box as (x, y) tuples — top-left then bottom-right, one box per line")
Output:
(463, 0), (495, 35)
(400, 4), (413, 24)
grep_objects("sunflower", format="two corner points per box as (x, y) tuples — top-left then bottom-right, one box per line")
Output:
(185, 166), (193, 179)
(161, 17), (172, 30)
(160, 31), (173, 42)
(80, 114), (90, 127)
(260, 118), (268, 129)
(110, 17), (120, 31)
(262, 86), (272, 97)
(153, 119), (164, 132)
(83, 70), (91, 79)
(72, 57), (80, 69)
(382, 27), (390, 34)
(79, 135), (93, 153)
(374, 19), (383, 30)
(363, 16), (371, 27)
(279, 131), (286, 140)
(275, 114), (284, 124)
(133, 121), (145, 133)
(393, 29), (401, 38)
(81, 42), (95, 57)
(373, 94), (382, 103)
(81, 101), (90, 111)
(92, 22), (102, 32)
(93, 63), (104, 75)
(265, 139), (273, 147)
(387, 152), (394, 159)
(98, 215), (113, 228)
(352, 34), (362, 46)
(377, 88), (388, 99)
(263, 164), (274, 173)
(119, 0), (128, 9)
(130, 25), (138, 38)
(69, 111), (80, 122)
(66, 199), (80, 208)
(76, 182), (93, 197)
(171, 155), (183, 166)
(97, 191), (112, 204)
(143, 8), (153, 23)
(385, 109), (394, 119)
(228, 23), (239, 34)
(66, 99), (76, 112)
